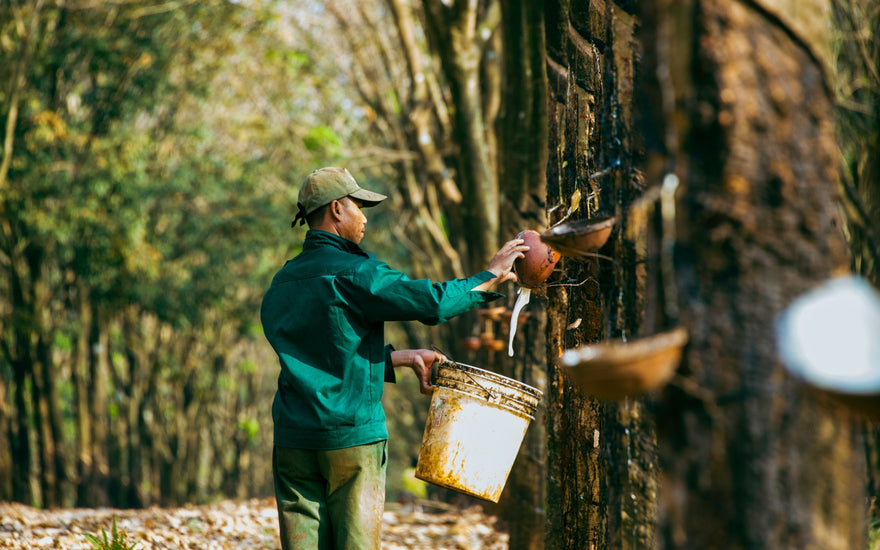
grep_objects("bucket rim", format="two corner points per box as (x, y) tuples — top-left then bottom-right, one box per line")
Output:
(431, 384), (538, 420)
(437, 360), (543, 398)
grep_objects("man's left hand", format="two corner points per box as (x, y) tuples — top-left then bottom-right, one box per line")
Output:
(391, 349), (444, 395)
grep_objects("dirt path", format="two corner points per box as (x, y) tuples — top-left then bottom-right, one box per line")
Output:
(0, 498), (508, 549)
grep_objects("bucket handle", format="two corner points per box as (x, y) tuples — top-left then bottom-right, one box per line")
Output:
(432, 346), (498, 401)
(461, 369), (498, 401)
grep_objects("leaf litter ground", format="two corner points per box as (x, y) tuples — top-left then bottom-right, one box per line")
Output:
(0, 498), (508, 549)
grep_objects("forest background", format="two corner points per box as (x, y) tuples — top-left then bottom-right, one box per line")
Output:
(1, 1), (879, 549)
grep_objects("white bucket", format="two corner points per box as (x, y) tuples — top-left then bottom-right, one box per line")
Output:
(415, 361), (542, 502)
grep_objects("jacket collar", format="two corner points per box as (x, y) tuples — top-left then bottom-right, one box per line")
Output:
(303, 229), (370, 257)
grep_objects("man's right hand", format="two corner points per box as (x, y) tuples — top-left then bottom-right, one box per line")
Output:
(473, 238), (529, 291)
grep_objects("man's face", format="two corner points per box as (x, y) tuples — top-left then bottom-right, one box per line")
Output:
(336, 196), (368, 244)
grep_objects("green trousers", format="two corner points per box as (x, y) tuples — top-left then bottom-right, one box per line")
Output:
(273, 441), (387, 550)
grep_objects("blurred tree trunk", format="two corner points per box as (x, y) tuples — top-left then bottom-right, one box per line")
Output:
(33, 331), (66, 507)
(5, 242), (52, 506)
(422, 0), (501, 270)
(0, 373), (9, 499)
(88, 305), (112, 506)
(0, 0), (37, 502)
(493, 2), (549, 548)
(122, 307), (150, 507)
(73, 282), (94, 506)
(10, 359), (32, 503)
(637, 1), (866, 548)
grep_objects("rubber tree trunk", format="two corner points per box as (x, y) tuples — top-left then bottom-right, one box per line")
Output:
(637, 1), (867, 548)
(543, 1), (655, 549)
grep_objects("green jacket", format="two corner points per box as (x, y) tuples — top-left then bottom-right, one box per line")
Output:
(260, 230), (503, 450)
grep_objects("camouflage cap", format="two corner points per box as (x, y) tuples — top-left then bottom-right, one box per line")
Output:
(292, 167), (387, 227)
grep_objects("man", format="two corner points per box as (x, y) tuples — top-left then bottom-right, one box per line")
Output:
(260, 167), (528, 549)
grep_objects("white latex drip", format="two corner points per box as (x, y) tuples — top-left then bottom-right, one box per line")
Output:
(508, 287), (531, 357)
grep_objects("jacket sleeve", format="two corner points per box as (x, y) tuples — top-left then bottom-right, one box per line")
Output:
(346, 261), (504, 325)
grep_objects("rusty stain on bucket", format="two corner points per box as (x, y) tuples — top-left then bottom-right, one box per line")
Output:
(415, 361), (542, 502)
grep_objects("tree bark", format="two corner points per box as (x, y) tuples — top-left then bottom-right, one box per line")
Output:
(637, 1), (867, 548)
(544, 1), (652, 549)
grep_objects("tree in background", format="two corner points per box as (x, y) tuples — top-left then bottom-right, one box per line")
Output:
(0, 0), (344, 507)
(834, 1), (880, 285)
(832, 0), (880, 529)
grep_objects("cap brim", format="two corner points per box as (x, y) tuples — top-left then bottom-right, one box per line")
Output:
(350, 187), (387, 208)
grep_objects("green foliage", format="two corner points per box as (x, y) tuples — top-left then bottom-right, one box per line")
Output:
(0, 0), (418, 508)
(238, 359), (258, 374)
(831, 0), (880, 281)
(303, 124), (342, 155)
(238, 418), (260, 442)
(83, 517), (140, 550)
(869, 516), (880, 550)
